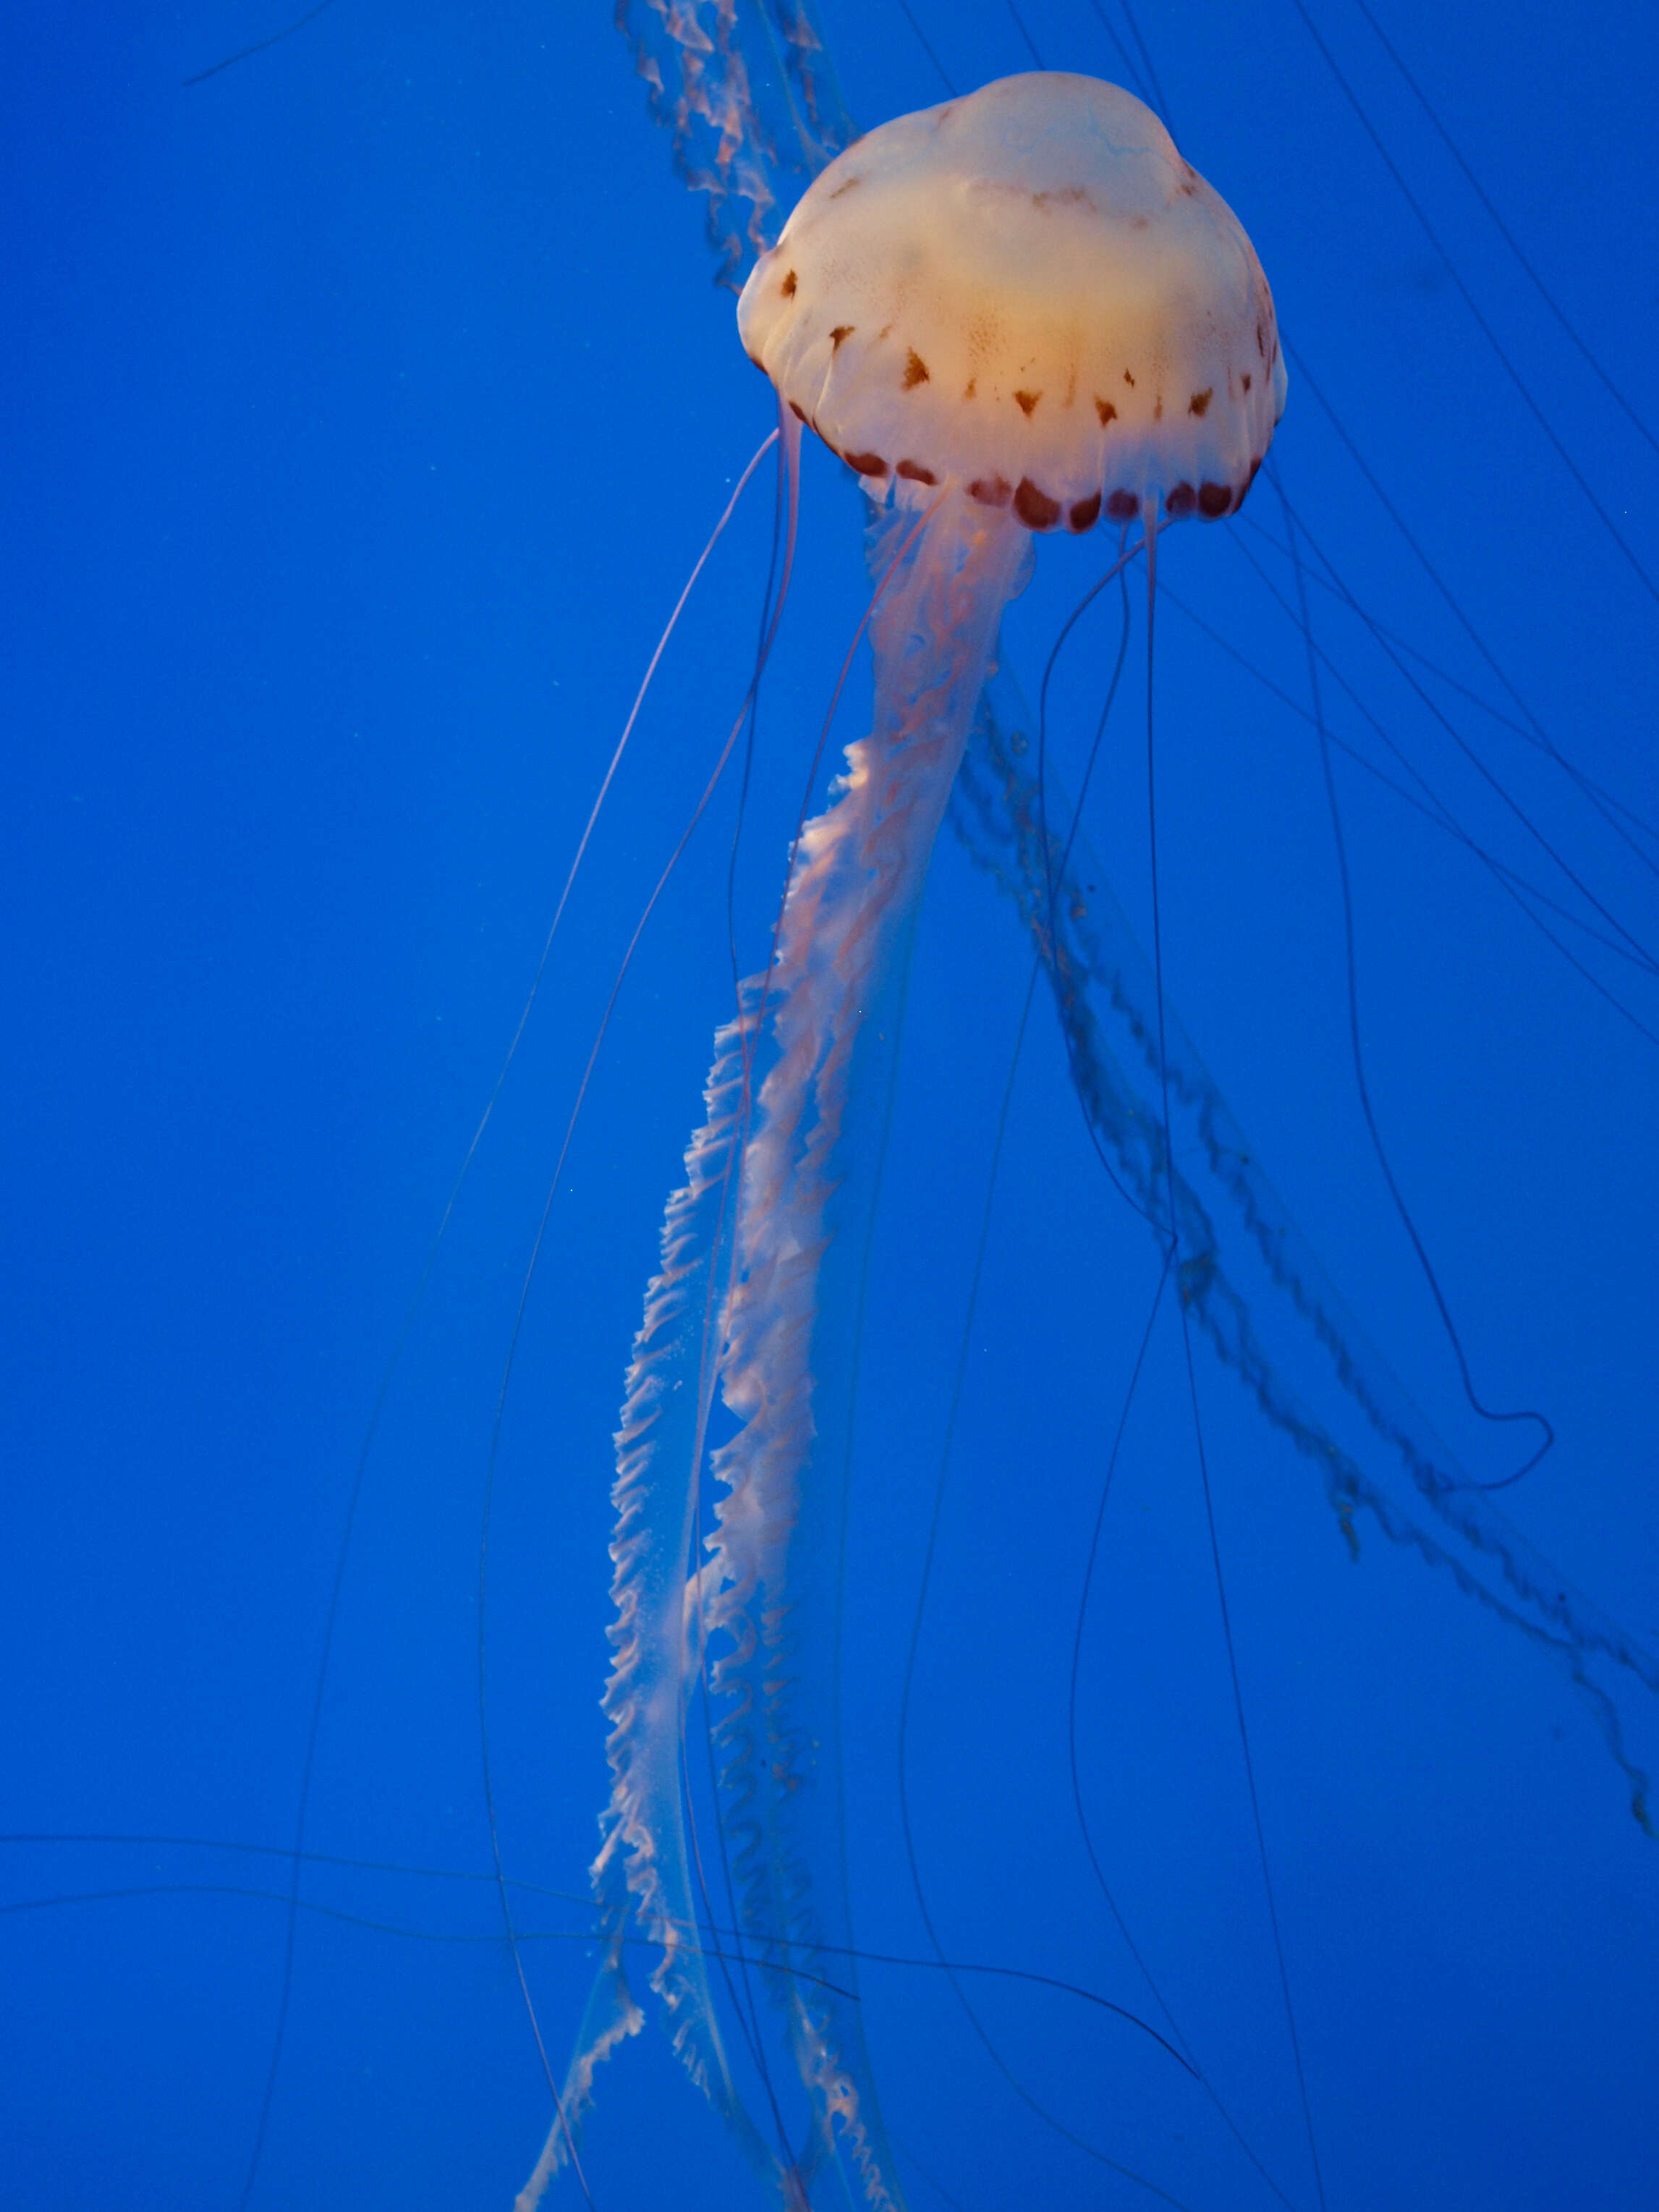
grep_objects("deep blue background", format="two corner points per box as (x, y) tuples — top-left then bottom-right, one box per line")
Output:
(3, 4), (1656, 2208)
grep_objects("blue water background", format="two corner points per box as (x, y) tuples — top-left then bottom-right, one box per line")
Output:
(3, 4), (1656, 2208)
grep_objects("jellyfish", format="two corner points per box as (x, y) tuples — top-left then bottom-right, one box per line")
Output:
(519, 69), (1289, 2211)
(6, 9), (1657, 2211)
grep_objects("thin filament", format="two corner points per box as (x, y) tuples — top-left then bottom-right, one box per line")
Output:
(1273, 462), (1556, 1491)
(1143, 514), (1328, 2212)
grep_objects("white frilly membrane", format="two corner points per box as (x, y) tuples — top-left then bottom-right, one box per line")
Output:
(519, 485), (1030, 2211)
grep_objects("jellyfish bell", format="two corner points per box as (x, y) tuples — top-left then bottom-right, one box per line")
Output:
(526, 69), (1290, 2212)
(737, 69), (1286, 531)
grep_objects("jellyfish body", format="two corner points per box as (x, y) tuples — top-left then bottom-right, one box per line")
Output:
(526, 72), (1284, 2208)
(740, 72), (1286, 529)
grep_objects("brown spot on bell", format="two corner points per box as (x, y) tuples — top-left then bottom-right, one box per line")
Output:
(1013, 478), (1061, 529)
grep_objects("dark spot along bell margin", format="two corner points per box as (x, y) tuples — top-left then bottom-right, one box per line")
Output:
(744, 357), (1260, 530)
